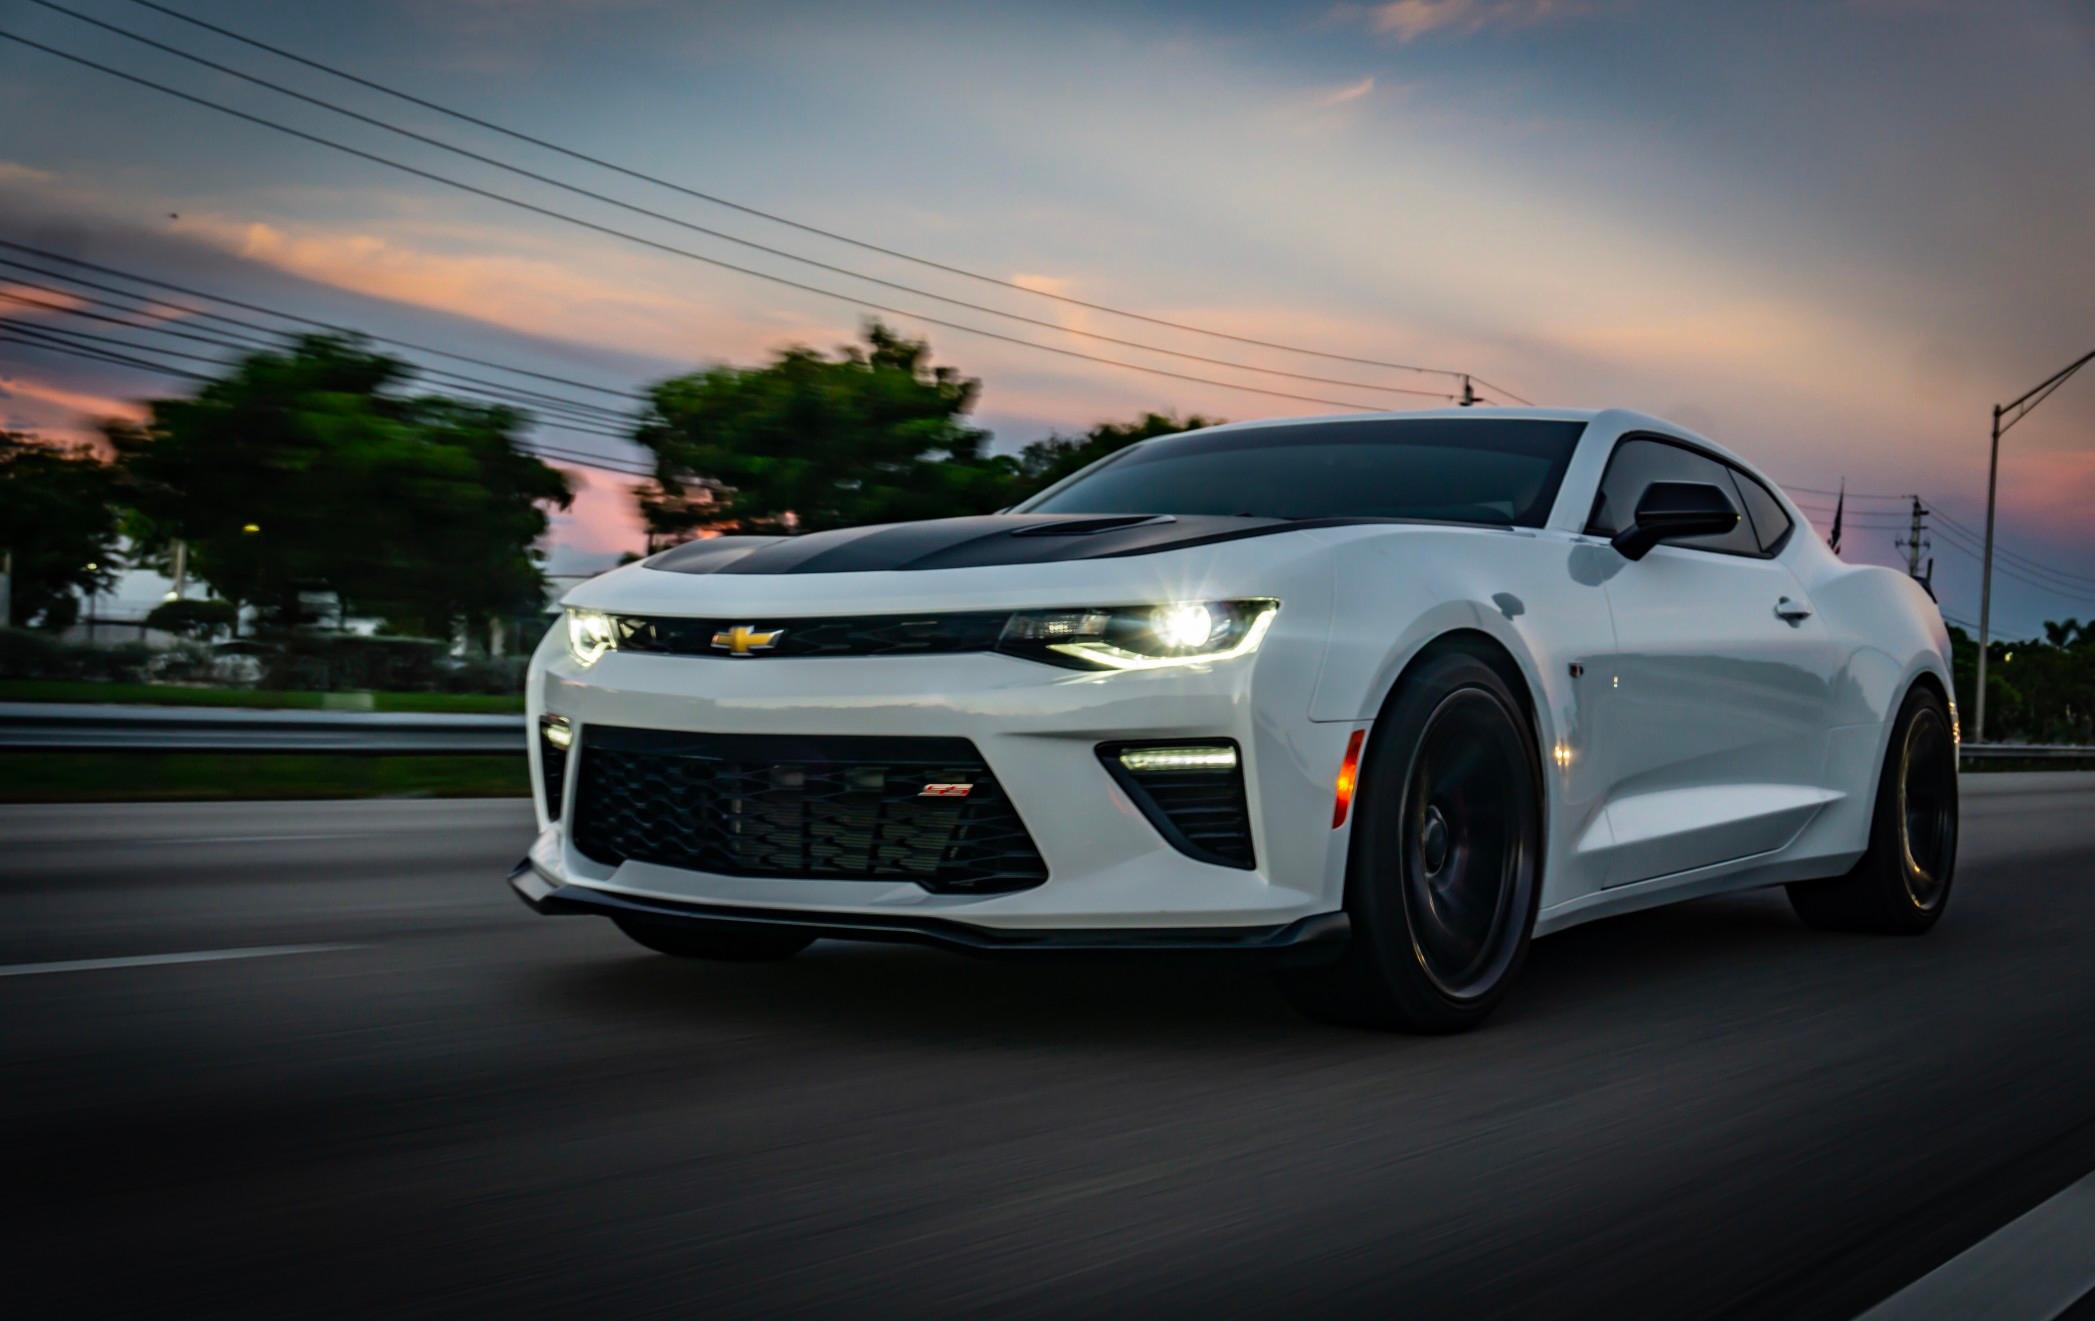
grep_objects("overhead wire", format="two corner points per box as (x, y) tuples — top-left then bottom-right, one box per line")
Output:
(114, 0), (1489, 384)
(10, 11), (1460, 406)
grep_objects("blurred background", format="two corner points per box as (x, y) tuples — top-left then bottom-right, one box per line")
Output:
(2, 2), (2092, 1317)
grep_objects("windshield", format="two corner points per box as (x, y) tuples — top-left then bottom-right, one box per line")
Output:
(1018, 418), (1586, 527)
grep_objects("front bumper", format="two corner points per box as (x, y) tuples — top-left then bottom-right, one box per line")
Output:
(510, 861), (1350, 962)
(527, 635), (1358, 933)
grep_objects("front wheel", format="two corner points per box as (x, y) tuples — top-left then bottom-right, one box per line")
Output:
(1787, 685), (1958, 934)
(1281, 650), (1544, 1032)
(612, 915), (814, 962)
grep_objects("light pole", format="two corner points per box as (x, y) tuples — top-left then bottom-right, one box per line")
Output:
(1974, 347), (2094, 743)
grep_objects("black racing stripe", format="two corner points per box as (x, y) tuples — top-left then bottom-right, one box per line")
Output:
(642, 513), (1328, 575)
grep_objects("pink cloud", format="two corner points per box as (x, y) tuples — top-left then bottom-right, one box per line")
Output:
(1338, 0), (1591, 42)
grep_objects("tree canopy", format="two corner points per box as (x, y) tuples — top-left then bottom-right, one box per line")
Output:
(0, 431), (124, 630)
(108, 334), (571, 637)
(633, 321), (1020, 537)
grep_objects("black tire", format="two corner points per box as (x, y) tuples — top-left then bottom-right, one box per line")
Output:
(612, 916), (814, 962)
(1280, 649), (1544, 1033)
(1787, 685), (1958, 934)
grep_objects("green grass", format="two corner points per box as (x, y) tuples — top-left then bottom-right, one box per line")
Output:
(0, 679), (523, 714)
(0, 752), (528, 802)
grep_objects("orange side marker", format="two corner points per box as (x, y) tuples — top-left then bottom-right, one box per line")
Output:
(1332, 728), (1367, 829)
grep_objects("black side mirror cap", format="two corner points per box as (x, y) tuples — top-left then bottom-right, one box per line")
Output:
(1611, 481), (1740, 561)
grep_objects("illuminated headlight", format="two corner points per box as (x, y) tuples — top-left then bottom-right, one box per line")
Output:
(1000, 600), (1278, 671)
(564, 608), (618, 667)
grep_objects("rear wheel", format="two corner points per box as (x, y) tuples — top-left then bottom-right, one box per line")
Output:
(612, 916), (814, 962)
(1787, 685), (1958, 934)
(1281, 650), (1544, 1032)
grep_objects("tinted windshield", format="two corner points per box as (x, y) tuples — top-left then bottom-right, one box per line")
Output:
(1018, 419), (1585, 526)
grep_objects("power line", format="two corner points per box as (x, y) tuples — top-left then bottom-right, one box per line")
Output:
(1928, 506), (2095, 588)
(0, 328), (660, 478)
(1, 28), (1435, 414)
(24, 4), (1464, 405)
(0, 295), (644, 434)
(0, 241), (645, 400)
(115, 0), (1496, 386)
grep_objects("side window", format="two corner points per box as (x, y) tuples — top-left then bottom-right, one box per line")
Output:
(1586, 437), (1760, 555)
(1727, 468), (1794, 554)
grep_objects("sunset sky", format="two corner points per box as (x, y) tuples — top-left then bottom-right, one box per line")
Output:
(2, 0), (2090, 636)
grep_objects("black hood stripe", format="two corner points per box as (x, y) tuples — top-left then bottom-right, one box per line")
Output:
(642, 514), (1342, 575)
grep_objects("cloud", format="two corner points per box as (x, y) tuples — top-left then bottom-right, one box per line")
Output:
(1316, 76), (1378, 108)
(0, 161), (55, 187)
(1338, 0), (1591, 42)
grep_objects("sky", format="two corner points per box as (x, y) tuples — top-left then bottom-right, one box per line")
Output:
(1, 0), (2091, 635)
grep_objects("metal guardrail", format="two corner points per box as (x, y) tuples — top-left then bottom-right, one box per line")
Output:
(0, 702), (523, 754)
(1960, 743), (2095, 765)
(2, 703), (2092, 763)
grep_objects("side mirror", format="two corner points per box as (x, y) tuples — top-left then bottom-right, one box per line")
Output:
(1611, 481), (1740, 561)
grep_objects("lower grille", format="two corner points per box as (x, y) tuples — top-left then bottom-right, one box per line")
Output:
(570, 727), (1047, 893)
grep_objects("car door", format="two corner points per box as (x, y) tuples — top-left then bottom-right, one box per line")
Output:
(1586, 436), (1839, 886)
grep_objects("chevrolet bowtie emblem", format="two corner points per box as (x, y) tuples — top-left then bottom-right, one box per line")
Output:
(711, 624), (785, 656)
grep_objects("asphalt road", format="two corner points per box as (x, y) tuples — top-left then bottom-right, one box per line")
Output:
(4, 776), (2094, 1319)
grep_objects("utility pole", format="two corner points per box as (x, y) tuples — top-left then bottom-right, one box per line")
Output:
(1895, 496), (1930, 578)
(1975, 347), (2094, 743)
(1458, 375), (1477, 407)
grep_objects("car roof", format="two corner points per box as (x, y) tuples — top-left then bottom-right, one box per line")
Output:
(1177, 407), (1760, 474)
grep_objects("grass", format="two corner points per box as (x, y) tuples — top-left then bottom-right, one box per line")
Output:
(0, 679), (524, 714)
(0, 752), (528, 802)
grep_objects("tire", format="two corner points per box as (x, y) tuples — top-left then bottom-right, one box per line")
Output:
(1281, 649), (1545, 1033)
(1787, 684), (1958, 934)
(612, 915), (814, 962)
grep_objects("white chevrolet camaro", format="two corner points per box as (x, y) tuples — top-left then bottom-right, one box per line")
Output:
(513, 408), (1959, 1031)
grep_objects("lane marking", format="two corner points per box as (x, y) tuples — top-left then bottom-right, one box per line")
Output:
(1859, 1168), (2095, 1320)
(0, 944), (361, 978)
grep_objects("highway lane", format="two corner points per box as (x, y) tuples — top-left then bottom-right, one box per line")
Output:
(3, 777), (2093, 1319)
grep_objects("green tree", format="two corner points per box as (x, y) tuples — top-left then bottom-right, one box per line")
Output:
(0, 431), (124, 630)
(633, 321), (1012, 535)
(1007, 411), (1222, 500)
(109, 335), (571, 641)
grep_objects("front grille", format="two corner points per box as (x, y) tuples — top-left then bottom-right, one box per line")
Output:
(612, 612), (1010, 658)
(570, 727), (1047, 893)
(1099, 742), (1256, 869)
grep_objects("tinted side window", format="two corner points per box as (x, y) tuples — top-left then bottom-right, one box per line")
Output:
(1586, 438), (1759, 555)
(1727, 468), (1794, 554)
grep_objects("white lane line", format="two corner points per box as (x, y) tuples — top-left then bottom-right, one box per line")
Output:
(1858, 1169), (2095, 1320)
(0, 944), (361, 978)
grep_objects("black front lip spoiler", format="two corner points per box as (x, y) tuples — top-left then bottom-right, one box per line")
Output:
(509, 861), (1349, 964)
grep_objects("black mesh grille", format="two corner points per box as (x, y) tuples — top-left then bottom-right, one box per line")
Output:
(1100, 743), (1255, 869)
(612, 612), (1010, 658)
(539, 721), (569, 820)
(570, 727), (1047, 893)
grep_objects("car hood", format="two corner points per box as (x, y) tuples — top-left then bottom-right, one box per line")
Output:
(560, 514), (1373, 620)
(638, 513), (1317, 576)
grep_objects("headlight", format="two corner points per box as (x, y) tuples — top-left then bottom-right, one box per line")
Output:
(564, 608), (618, 667)
(999, 599), (1278, 670)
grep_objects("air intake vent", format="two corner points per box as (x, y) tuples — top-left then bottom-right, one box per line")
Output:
(539, 716), (572, 820)
(1099, 741), (1255, 869)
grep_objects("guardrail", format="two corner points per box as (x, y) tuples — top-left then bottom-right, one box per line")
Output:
(3, 702), (2092, 764)
(0, 702), (523, 754)
(1960, 743), (2095, 766)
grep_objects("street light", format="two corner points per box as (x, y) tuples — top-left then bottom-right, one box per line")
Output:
(1975, 347), (2094, 743)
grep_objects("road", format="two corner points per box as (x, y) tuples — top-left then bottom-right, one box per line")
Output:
(4, 776), (2094, 1319)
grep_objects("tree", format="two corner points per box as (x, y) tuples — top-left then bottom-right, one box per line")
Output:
(0, 431), (123, 630)
(632, 321), (1012, 535)
(1007, 411), (1222, 499)
(108, 335), (571, 641)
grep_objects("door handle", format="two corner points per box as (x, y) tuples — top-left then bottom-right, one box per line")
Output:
(1774, 596), (1813, 623)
